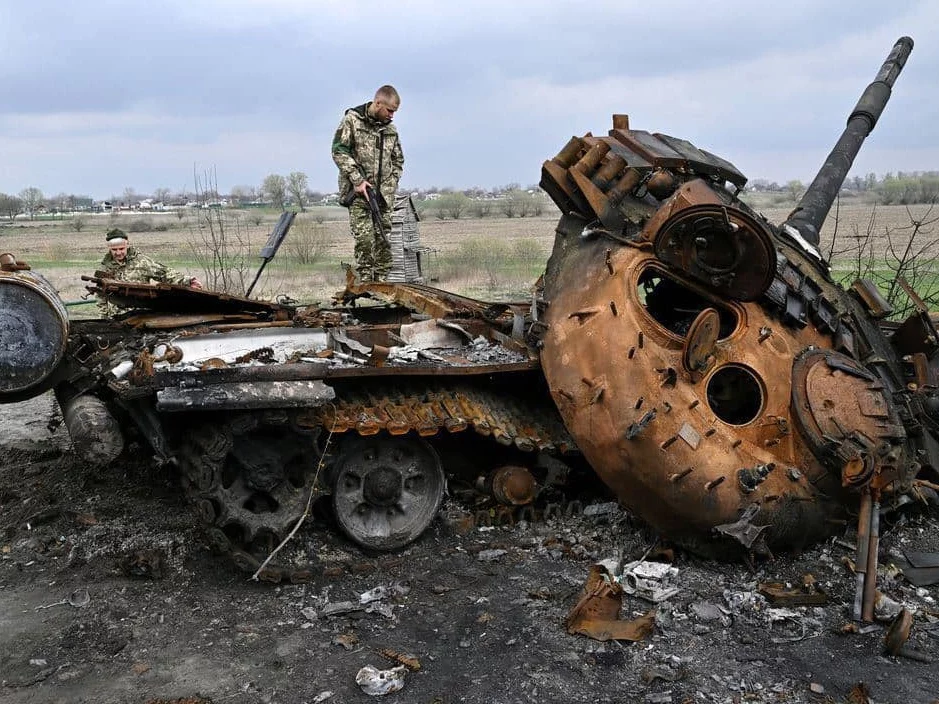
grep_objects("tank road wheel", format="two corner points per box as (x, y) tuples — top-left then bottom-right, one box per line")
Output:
(331, 435), (445, 551)
(178, 413), (324, 582)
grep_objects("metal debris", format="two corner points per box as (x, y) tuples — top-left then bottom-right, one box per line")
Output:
(758, 576), (827, 606)
(620, 561), (680, 603)
(713, 504), (769, 551)
(355, 664), (408, 696)
(884, 608), (934, 662)
(565, 564), (656, 642)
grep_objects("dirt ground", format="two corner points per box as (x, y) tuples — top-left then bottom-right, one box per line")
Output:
(1, 394), (938, 704)
(1, 202), (935, 306)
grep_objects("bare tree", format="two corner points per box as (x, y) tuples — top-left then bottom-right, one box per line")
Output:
(229, 185), (257, 206)
(785, 180), (805, 203)
(122, 187), (137, 209)
(832, 203), (939, 318)
(261, 174), (287, 211)
(287, 172), (309, 212)
(501, 189), (532, 218)
(188, 170), (255, 294)
(0, 193), (23, 222)
(153, 187), (172, 205)
(18, 187), (43, 219)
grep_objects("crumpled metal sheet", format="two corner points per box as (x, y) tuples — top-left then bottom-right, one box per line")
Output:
(82, 275), (293, 318)
(565, 564), (656, 642)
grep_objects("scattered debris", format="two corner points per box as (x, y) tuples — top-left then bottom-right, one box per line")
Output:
(758, 575), (827, 606)
(620, 560), (680, 603)
(565, 564), (655, 642)
(332, 633), (359, 651)
(582, 502), (620, 519)
(846, 682), (872, 704)
(120, 548), (166, 579)
(874, 592), (904, 622)
(899, 550), (939, 587)
(378, 647), (421, 671)
(691, 601), (730, 626)
(884, 608), (934, 663)
(34, 587), (90, 610)
(355, 664), (408, 696)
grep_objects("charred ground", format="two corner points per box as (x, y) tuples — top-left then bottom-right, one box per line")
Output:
(1, 395), (937, 704)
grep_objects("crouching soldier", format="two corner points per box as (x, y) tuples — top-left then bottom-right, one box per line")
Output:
(96, 228), (203, 315)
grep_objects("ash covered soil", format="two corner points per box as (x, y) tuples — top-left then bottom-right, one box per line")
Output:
(1, 395), (938, 704)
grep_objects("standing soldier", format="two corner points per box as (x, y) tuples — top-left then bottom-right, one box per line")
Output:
(332, 85), (404, 282)
(96, 228), (202, 315)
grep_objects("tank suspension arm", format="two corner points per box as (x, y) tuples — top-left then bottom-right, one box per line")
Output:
(783, 36), (913, 247)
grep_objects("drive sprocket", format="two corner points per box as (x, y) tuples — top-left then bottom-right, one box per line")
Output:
(177, 410), (326, 582)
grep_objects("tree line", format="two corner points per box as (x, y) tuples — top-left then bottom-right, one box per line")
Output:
(3, 170), (937, 224)
(748, 171), (939, 206)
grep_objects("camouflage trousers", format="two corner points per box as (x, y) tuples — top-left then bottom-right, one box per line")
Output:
(349, 201), (392, 281)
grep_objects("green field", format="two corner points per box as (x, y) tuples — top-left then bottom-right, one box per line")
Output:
(2, 202), (936, 317)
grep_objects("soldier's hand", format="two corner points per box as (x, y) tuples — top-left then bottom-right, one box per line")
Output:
(189, 277), (203, 289)
(354, 180), (373, 197)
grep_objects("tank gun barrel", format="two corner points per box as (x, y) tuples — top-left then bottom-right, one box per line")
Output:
(784, 36), (913, 246)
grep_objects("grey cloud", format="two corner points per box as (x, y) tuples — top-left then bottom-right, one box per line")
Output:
(1, 0), (936, 196)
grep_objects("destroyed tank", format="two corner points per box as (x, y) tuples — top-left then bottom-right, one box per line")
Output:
(2, 37), (936, 588)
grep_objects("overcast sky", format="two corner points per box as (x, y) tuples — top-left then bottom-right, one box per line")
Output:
(2, 1), (937, 200)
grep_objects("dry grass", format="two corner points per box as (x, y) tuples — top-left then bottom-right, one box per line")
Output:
(1, 203), (934, 312)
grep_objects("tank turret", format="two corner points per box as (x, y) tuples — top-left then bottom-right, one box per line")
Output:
(537, 37), (930, 557)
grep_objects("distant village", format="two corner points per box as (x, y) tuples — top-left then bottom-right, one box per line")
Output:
(0, 182), (551, 222)
(1, 169), (937, 223)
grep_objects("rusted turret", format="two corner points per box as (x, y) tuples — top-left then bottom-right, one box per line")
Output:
(538, 37), (929, 557)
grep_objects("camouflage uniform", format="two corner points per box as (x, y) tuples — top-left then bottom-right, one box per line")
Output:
(332, 102), (404, 281)
(96, 246), (188, 316)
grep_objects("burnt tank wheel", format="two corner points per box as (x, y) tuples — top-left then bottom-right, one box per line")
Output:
(331, 435), (445, 551)
(177, 412), (324, 578)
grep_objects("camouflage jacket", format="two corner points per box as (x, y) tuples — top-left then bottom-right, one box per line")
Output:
(96, 247), (188, 315)
(332, 102), (404, 208)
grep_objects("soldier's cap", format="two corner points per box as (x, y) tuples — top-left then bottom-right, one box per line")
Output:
(105, 228), (127, 243)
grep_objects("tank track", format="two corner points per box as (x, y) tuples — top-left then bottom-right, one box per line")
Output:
(177, 382), (580, 583)
(295, 381), (577, 453)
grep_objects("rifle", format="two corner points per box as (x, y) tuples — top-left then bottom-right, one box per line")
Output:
(340, 183), (389, 246)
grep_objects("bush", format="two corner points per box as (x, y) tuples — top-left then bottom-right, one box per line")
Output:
(468, 199), (493, 218)
(71, 214), (87, 232)
(511, 238), (544, 269)
(288, 219), (329, 265)
(45, 241), (70, 263)
(437, 193), (471, 219)
(448, 236), (511, 290)
(126, 217), (154, 232)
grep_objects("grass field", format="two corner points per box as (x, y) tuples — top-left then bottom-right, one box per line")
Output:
(1, 202), (935, 316)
